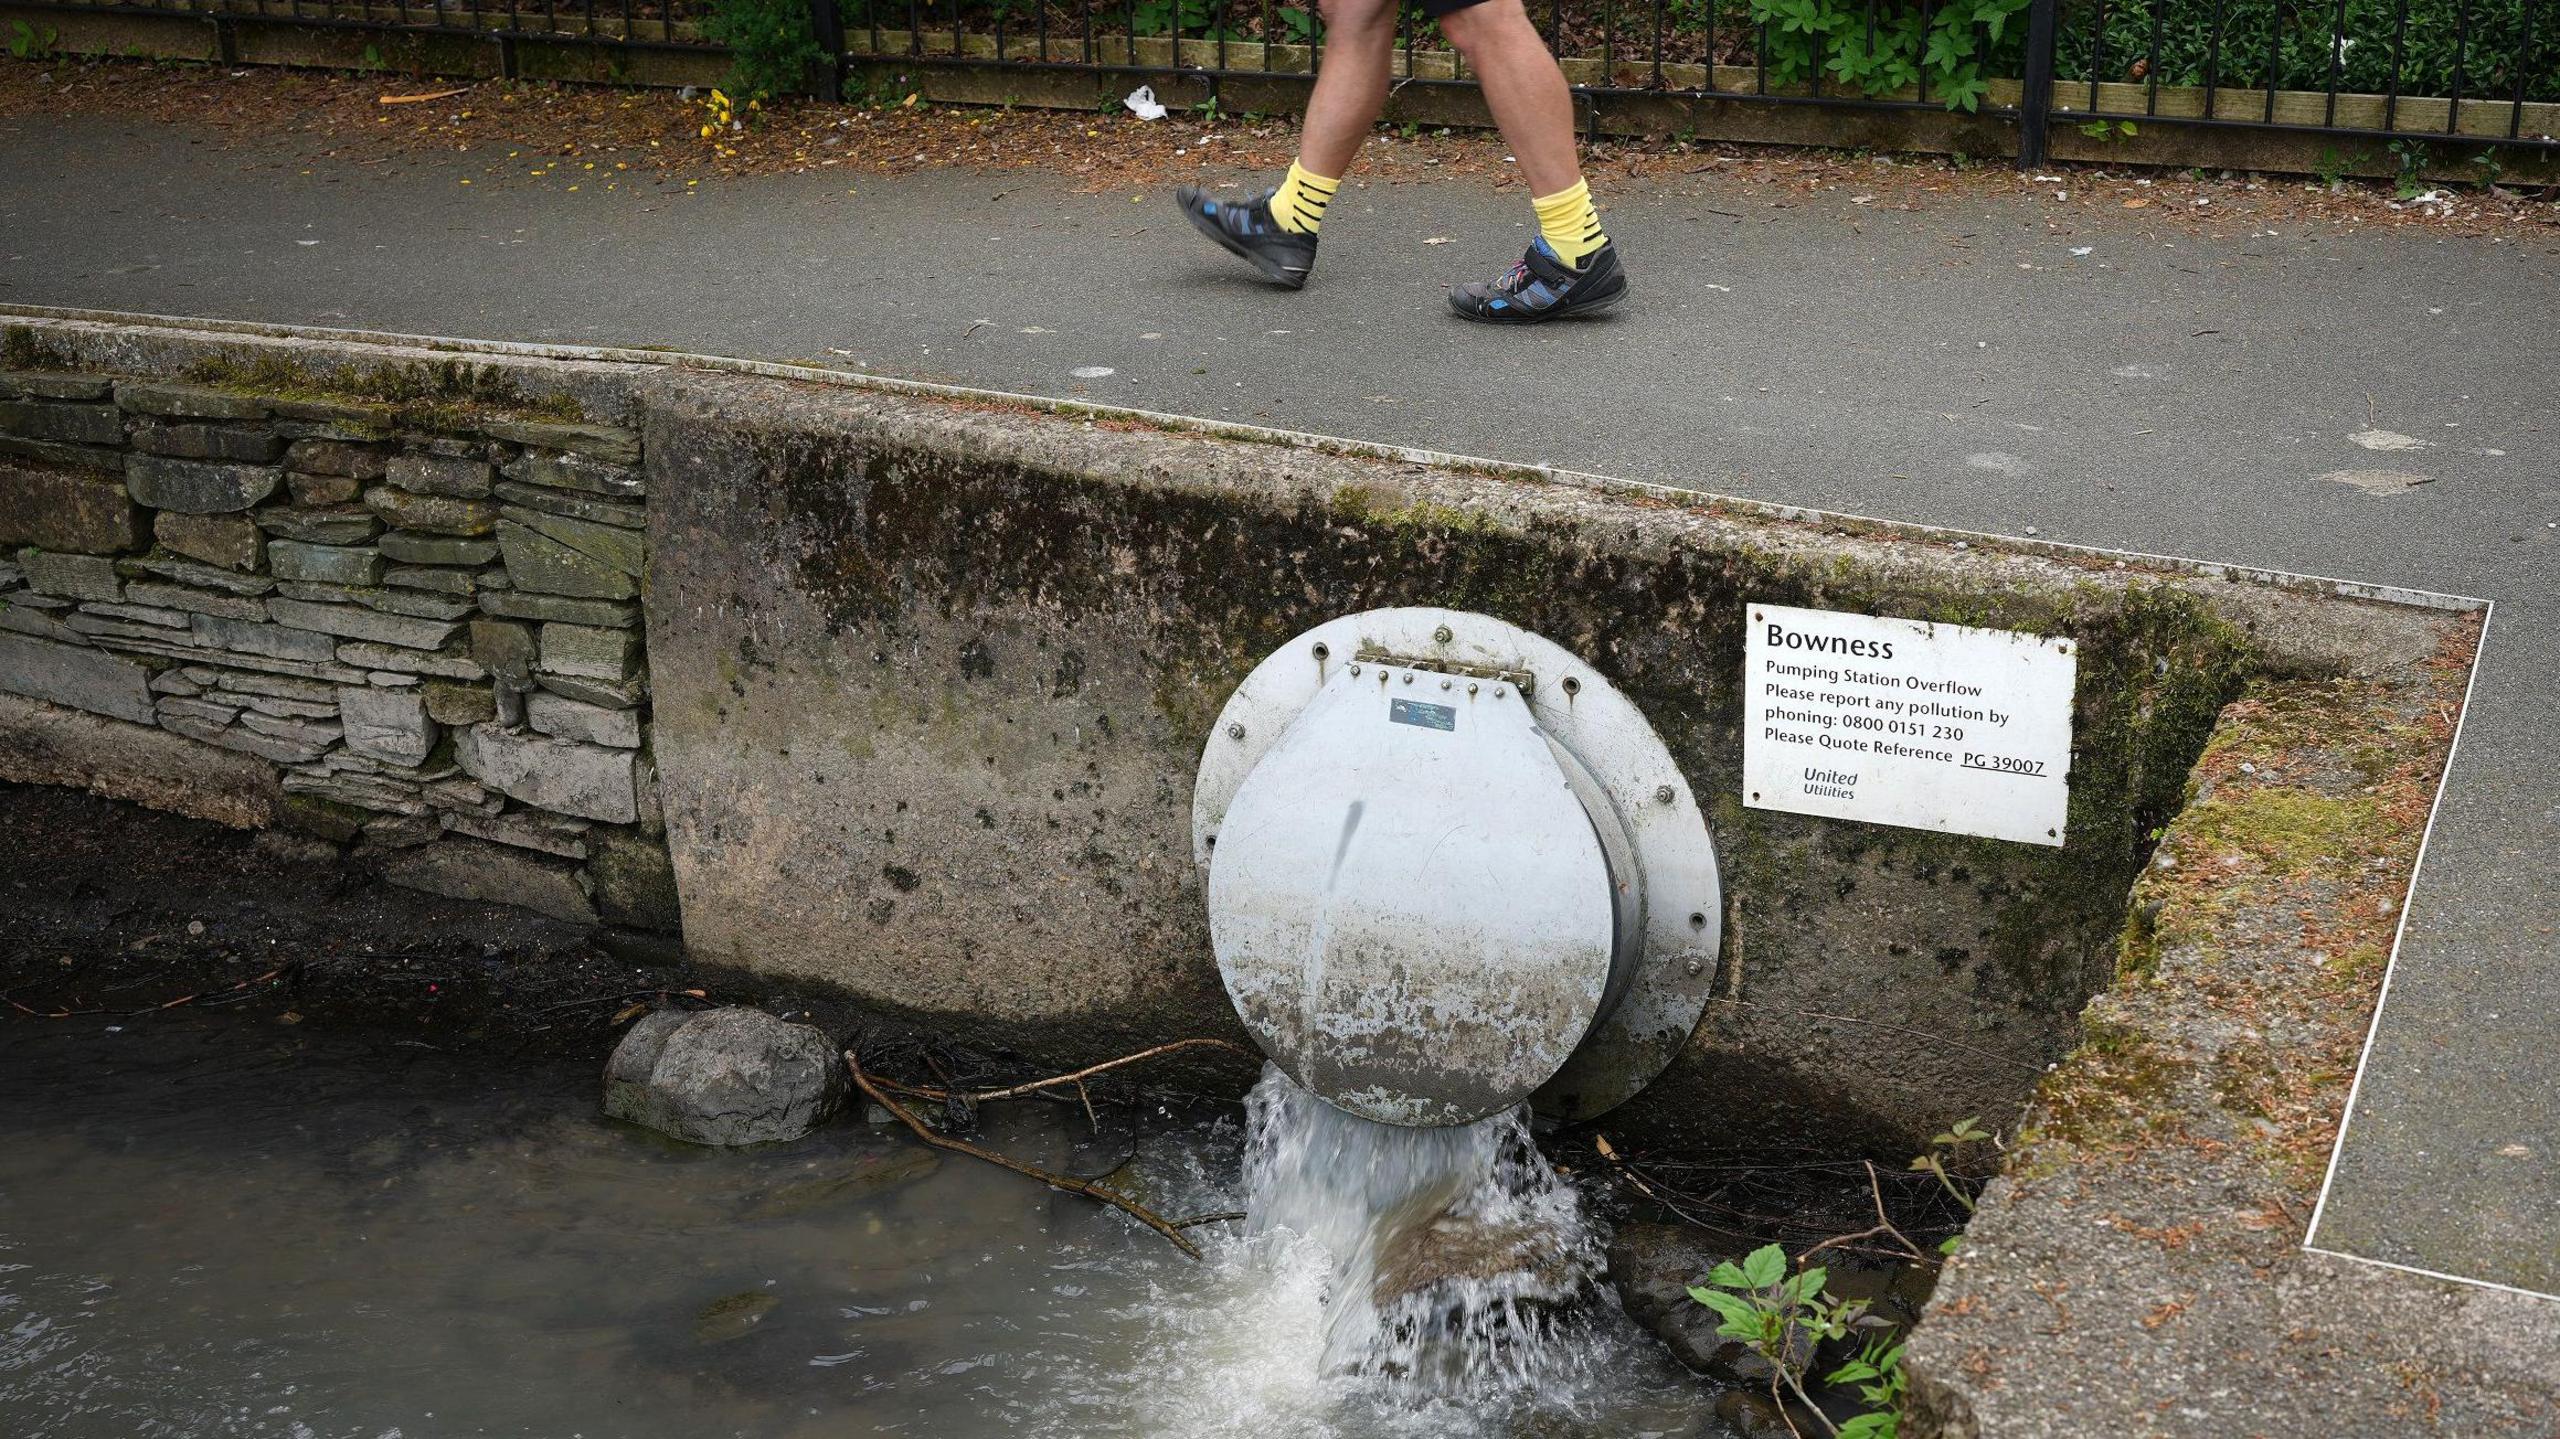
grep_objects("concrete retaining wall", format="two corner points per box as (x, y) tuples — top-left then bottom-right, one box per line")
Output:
(0, 314), (2462, 1155)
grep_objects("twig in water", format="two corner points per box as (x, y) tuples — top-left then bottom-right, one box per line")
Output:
(868, 1037), (1252, 1104)
(1172, 1210), (1247, 1230)
(1798, 1161), (1935, 1268)
(846, 1048), (1205, 1260)
(3, 968), (287, 1020)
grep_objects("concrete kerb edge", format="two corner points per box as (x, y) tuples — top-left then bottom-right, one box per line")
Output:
(5, 303), (2522, 1294)
(2301, 600), (2556, 1304)
(0, 303), (2489, 616)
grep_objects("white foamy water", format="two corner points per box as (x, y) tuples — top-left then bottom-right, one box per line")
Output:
(1083, 1066), (1709, 1439)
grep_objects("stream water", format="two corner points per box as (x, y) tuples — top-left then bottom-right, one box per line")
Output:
(1, 1013), (1728, 1438)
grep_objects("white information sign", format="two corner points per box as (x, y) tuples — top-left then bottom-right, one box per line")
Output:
(1743, 603), (2077, 847)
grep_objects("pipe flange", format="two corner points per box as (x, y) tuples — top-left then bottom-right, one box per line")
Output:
(1193, 607), (1721, 1123)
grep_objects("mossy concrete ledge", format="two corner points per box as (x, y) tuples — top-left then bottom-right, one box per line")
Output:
(1903, 637), (2559, 1436)
(640, 368), (2456, 1155)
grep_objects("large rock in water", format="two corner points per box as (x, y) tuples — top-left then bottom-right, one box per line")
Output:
(1372, 1204), (1599, 1315)
(603, 1007), (847, 1145)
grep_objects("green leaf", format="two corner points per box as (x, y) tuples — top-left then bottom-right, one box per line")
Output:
(1840, 1413), (1898, 1439)
(1793, 1265), (1829, 1300)
(1705, 1261), (1751, 1290)
(1689, 1288), (1762, 1327)
(1741, 1244), (1787, 1290)
(1939, 1235), (1964, 1255)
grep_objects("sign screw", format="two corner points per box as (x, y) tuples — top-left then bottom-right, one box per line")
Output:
(1433, 625), (1454, 643)
(1654, 784), (1676, 805)
(1226, 722), (1246, 741)
(1402, 672), (1415, 685)
(1349, 664), (1362, 677)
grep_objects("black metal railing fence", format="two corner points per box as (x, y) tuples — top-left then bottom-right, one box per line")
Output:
(18, 0), (2558, 162)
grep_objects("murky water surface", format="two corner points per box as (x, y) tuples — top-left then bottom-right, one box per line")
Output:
(2, 1014), (1724, 1438)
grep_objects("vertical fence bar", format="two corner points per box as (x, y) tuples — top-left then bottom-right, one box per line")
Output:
(1650, 0), (1662, 89)
(2446, 0), (2470, 133)
(1401, 0), (1414, 96)
(2324, 0), (2346, 125)
(2261, 0), (2280, 121)
(1706, 0), (1719, 93)
(2508, 0), (2536, 138)
(812, 0), (848, 96)
(2017, 0), (2059, 165)
(2144, 0), (2163, 113)
(2199, 0), (2224, 117)
(2383, 0), (2410, 135)
(2090, 0), (2106, 109)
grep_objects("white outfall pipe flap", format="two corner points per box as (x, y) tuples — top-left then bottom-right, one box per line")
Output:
(1208, 662), (1618, 1128)
(1195, 608), (1722, 1128)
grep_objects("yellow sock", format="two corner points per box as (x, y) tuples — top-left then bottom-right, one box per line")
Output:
(1270, 159), (1338, 237)
(1532, 179), (1607, 269)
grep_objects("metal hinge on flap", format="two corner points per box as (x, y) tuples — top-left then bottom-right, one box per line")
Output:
(1352, 645), (1536, 694)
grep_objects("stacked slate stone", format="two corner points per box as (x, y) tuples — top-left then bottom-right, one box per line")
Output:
(0, 370), (674, 930)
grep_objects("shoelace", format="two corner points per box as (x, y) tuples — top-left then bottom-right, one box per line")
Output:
(1498, 259), (1533, 293)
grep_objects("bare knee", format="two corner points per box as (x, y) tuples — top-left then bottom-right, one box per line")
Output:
(1436, 0), (1537, 58)
(1316, 0), (1394, 36)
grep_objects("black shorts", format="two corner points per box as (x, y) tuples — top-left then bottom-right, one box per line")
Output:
(1420, 0), (1494, 18)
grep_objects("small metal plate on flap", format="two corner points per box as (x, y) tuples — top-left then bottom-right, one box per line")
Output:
(1388, 698), (1457, 732)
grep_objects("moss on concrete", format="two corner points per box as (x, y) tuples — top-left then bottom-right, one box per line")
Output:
(175, 351), (585, 430)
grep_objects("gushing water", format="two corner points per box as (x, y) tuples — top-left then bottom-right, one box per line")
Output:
(1239, 1064), (1606, 1397)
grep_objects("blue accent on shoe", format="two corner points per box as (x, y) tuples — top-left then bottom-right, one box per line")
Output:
(1447, 237), (1626, 324)
(1176, 184), (1317, 289)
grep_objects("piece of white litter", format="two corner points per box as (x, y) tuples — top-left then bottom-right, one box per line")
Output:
(1704, 283), (1732, 292)
(1071, 365), (1116, 379)
(2034, 173), (2064, 182)
(1020, 326), (1053, 334)
(297, 239), (321, 246)
(1423, 236), (1454, 245)
(2070, 246), (2093, 256)
(1123, 86), (1168, 120)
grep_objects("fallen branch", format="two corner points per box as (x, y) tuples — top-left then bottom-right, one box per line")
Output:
(846, 1047), (1206, 1260)
(867, 1037), (1251, 1105)
(1798, 1161), (1935, 1268)
(378, 87), (472, 105)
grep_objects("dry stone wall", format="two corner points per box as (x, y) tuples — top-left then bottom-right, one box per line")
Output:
(0, 367), (674, 930)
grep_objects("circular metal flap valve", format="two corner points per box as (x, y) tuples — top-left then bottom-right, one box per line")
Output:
(1195, 608), (1721, 1127)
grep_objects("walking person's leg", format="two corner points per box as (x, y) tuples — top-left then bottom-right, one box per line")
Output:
(1435, 0), (1626, 320)
(1176, 0), (1398, 288)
